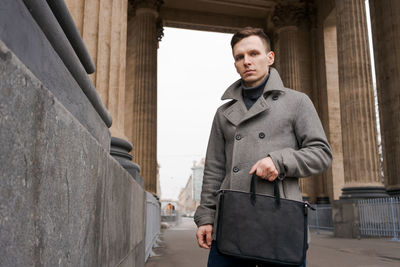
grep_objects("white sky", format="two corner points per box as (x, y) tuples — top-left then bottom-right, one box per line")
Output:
(157, 27), (237, 200)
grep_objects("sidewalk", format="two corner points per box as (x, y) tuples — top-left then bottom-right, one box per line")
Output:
(146, 217), (209, 267)
(146, 217), (400, 267)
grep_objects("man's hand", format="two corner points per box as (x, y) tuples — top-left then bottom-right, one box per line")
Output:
(196, 224), (213, 249)
(249, 156), (278, 182)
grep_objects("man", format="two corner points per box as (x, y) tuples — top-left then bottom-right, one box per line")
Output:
(194, 27), (332, 267)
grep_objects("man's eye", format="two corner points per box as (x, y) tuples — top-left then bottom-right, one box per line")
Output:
(235, 55), (243, 61)
(251, 52), (258, 56)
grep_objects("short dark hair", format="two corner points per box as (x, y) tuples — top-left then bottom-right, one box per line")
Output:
(231, 27), (271, 51)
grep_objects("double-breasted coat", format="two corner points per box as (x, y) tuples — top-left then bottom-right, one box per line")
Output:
(194, 68), (332, 239)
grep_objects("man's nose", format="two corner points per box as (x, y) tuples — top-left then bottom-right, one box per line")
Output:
(243, 54), (251, 65)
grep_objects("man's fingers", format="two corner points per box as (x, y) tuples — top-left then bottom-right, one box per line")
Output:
(199, 241), (209, 249)
(249, 163), (258, 174)
(196, 226), (212, 249)
(200, 235), (210, 249)
(206, 230), (212, 247)
(267, 170), (278, 181)
(250, 157), (279, 180)
(267, 174), (275, 182)
(196, 229), (206, 248)
(197, 233), (208, 249)
(256, 168), (264, 177)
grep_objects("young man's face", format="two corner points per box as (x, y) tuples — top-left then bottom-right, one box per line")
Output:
(233, 35), (274, 87)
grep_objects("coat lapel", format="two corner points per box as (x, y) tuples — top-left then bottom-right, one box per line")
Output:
(223, 101), (246, 126)
(221, 68), (285, 126)
(221, 79), (245, 126)
(239, 96), (270, 124)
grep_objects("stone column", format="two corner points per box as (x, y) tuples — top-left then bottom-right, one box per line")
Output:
(369, 0), (400, 196)
(335, 0), (386, 198)
(273, 3), (328, 202)
(126, 0), (162, 194)
(273, 4), (313, 97)
(321, 10), (345, 202)
(65, 0), (129, 140)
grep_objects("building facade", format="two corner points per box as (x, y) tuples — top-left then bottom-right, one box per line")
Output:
(178, 160), (205, 216)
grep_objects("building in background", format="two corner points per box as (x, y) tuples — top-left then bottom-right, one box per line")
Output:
(178, 159), (205, 216)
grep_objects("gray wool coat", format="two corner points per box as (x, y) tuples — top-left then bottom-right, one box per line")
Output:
(194, 68), (332, 239)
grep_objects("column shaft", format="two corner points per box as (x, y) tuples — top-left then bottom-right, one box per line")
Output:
(82, 0), (100, 84)
(322, 13), (345, 201)
(273, 5), (322, 201)
(125, 16), (136, 144)
(65, 0), (129, 139)
(370, 0), (400, 196)
(276, 29), (318, 200)
(131, 8), (158, 194)
(276, 26), (302, 91)
(336, 0), (385, 198)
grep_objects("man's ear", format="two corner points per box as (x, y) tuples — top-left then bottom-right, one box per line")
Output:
(266, 51), (275, 66)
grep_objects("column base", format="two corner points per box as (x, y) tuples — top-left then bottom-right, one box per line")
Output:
(302, 195), (310, 202)
(333, 199), (360, 238)
(316, 196), (330, 204)
(340, 186), (388, 199)
(110, 136), (144, 188)
(387, 188), (400, 197)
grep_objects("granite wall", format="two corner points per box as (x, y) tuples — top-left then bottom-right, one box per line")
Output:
(0, 19), (145, 267)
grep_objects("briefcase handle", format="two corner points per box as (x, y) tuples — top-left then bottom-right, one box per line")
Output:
(250, 173), (280, 206)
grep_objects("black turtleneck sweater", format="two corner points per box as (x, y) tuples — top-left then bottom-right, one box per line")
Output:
(241, 73), (270, 110)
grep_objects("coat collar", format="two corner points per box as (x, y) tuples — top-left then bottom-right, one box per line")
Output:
(221, 67), (285, 126)
(221, 67), (285, 101)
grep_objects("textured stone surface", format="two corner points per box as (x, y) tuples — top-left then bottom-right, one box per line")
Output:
(310, 0), (345, 202)
(370, 0), (400, 196)
(0, 41), (145, 266)
(0, 0), (110, 150)
(332, 200), (360, 238)
(336, 0), (383, 192)
(273, 5), (324, 202)
(127, 6), (160, 194)
(65, 0), (129, 140)
(111, 137), (144, 188)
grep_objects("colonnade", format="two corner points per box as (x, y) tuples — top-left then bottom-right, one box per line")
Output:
(64, 0), (399, 199)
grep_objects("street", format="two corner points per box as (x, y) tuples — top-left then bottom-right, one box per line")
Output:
(146, 217), (400, 267)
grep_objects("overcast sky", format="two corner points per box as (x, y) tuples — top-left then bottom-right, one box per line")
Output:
(157, 27), (237, 200)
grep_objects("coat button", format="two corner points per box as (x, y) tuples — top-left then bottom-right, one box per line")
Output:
(235, 134), (242, 140)
(272, 95), (279, 101)
(233, 167), (239, 173)
(259, 132), (265, 139)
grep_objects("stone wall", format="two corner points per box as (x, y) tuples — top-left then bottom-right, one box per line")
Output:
(0, 39), (145, 267)
(0, 1), (146, 265)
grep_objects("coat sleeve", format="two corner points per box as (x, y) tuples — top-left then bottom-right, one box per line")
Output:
(194, 111), (226, 227)
(268, 94), (332, 178)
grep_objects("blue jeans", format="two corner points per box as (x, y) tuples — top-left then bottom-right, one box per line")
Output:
(207, 241), (306, 267)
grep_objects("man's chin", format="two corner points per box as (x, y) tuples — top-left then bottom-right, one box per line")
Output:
(242, 77), (257, 84)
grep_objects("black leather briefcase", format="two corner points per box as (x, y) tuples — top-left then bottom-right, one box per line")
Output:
(216, 174), (313, 266)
